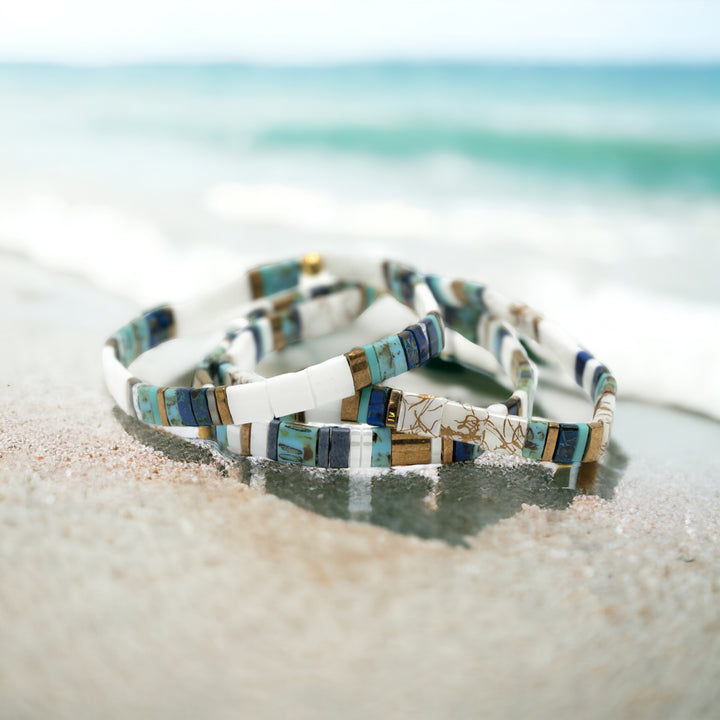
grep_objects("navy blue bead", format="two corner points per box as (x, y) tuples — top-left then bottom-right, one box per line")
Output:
(399, 329), (420, 369)
(367, 387), (391, 426)
(422, 317), (440, 357)
(144, 306), (174, 348)
(190, 389), (213, 426)
(328, 427), (351, 468)
(408, 324), (430, 364)
(493, 326), (510, 361)
(575, 350), (594, 387)
(175, 388), (198, 426)
(267, 419), (281, 461)
(453, 441), (478, 462)
(248, 324), (263, 363)
(317, 426), (332, 467)
(505, 397), (520, 416)
(553, 424), (579, 464)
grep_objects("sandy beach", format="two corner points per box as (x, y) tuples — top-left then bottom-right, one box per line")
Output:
(2, 251), (719, 720)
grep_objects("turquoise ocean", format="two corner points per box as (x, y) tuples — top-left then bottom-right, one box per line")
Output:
(1, 63), (719, 417)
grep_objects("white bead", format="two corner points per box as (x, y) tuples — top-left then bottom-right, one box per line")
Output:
(430, 438), (442, 464)
(226, 381), (274, 424)
(397, 392), (446, 437)
(487, 403), (508, 416)
(297, 296), (337, 338)
(227, 329), (258, 370)
(349, 426), (363, 468)
(360, 428), (374, 468)
(225, 425), (243, 454)
(102, 345), (133, 413)
(254, 317), (273, 356)
(582, 357), (604, 396)
(413, 281), (440, 317)
(537, 320), (581, 375)
(306, 355), (356, 407)
(441, 401), (489, 444)
(267, 370), (315, 417)
(483, 413), (527, 454)
(330, 286), (367, 326)
(250, 421), (269, 457)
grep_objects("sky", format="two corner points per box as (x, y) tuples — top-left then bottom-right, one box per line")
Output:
(0, 0), (719, 64)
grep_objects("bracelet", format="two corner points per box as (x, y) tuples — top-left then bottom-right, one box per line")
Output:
(380, 261), (616, 464)
(188, 273), (537, 468)
(102, 268), (447, 431)
(103, 253), (615, 469)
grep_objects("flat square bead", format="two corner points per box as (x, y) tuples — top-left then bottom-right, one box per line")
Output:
(552, 424), (580, 464)
(522, 420), (549, 461)
(190, 388), (213, 426)
(306, 355), (356, 407)
(397, 393), (446, 437)
(267, 371), (315, 418)
(250, 421), (269, 457)
(226, 381), (274, 424)
(367, 387), (391, 426)
(361, 342), (383, 385)
(483, 414), (527, 455)
(371, 428), (392, 467)
(277, 422), (319, 466)
(398, 329), (420, 369)
(453, 441), (480, 462)
(328, 426), (351, 468)
(317, 426), (332, 467)
(408, 324), (430, 364)
(441, 401), (489, 445)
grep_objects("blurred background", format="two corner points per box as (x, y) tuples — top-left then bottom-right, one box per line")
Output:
(1, 0), (719, 420)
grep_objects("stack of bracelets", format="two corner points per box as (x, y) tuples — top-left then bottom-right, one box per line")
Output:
(103, 254), (616, 473)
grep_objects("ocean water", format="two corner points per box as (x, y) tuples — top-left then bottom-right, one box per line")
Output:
(1, 63), (719, 419)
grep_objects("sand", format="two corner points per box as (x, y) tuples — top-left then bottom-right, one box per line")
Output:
(1, 255), (719, 720)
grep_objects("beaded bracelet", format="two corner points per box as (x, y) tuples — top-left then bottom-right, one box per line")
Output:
(378, 261), (616, 464)
(102, 266), (447, 432)
(190, 278), (536, 468)
(103, 254), (615, 469)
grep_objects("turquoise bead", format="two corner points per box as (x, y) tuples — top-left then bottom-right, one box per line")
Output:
(362, 343), (383, 385)
(277, 422), (319, 466)
(163, 388), (184, 427)
(357, 387), (372, 424)
(371, 428), (392, 467)
(372, 335), (408, 382)
(259, 260), (301, 296)
(131, 317), (151, 355)
(136, 384), (161, 425)
(523, 420), (548, 461)
(216, 425), (228, 448)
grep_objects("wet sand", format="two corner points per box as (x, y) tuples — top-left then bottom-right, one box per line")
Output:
(1, 255), (719, 719)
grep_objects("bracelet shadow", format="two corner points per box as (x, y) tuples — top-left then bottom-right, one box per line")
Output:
(114, 408), (627, 548)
